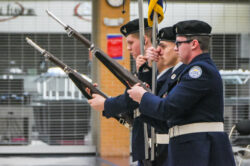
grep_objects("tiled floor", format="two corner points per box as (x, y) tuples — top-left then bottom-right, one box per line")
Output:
(0, 150), (249, 166)
(0, 155), (250, 166)
(0, 155), (135, 166)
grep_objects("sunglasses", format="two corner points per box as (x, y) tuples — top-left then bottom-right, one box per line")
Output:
(175, 40), (193, 48)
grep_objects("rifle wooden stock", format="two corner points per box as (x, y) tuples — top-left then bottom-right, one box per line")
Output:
(42, 50), (108, 99)
(44, 51), (133, 127)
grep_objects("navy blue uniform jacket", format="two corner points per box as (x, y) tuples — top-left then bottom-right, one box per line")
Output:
(139, 63), (186, 166)
(139, 64), (186, 132)
(103, 69), (170, 162)
(139, 53), (235, 166)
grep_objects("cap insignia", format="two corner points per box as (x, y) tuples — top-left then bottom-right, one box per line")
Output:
(122, 27), (127, 34)
(161, 32), (164, 38)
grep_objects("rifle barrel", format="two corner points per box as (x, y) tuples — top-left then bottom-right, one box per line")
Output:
(46, 9), (67, 28)
(26, 37), (45, 54)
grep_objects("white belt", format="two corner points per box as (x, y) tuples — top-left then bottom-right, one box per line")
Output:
(148, 134), (169, 146)
(169, 122), (224, 138)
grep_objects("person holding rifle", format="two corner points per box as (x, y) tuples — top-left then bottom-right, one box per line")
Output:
(45, 11), (155, 164)
(127, 20), (236, 166)
(88, 18), (155, 165)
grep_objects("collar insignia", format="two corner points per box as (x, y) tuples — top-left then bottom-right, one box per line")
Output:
(171, 74), (176, 79)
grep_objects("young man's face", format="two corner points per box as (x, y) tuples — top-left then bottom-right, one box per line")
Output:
(157, 41), (179, 69)
(174, 36), (193, 64)
(125, 34), (141, 60)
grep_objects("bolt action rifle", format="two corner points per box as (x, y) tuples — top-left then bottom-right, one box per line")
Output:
(26, 37), (132, 128)
(46, 10), (151, 92)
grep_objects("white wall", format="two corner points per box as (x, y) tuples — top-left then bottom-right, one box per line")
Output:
(0, 1), (249, 34)
(130, 2), (250, 34)
(0, 1), (92, 33)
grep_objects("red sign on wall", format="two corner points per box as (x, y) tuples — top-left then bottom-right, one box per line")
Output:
(107, 34), (123, 59)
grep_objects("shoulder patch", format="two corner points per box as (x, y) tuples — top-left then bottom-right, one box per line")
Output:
(189, 66), (202, 79)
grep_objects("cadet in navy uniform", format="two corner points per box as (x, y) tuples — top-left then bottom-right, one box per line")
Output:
(132, 26), (186, 166)
(88, 18), (152, 117)
(88, 18), (154, 165)
(128, 20), (236, 166)
(138, 26), (186, 166)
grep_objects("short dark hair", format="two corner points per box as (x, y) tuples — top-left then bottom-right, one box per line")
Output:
(186, 36), (211, 52)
